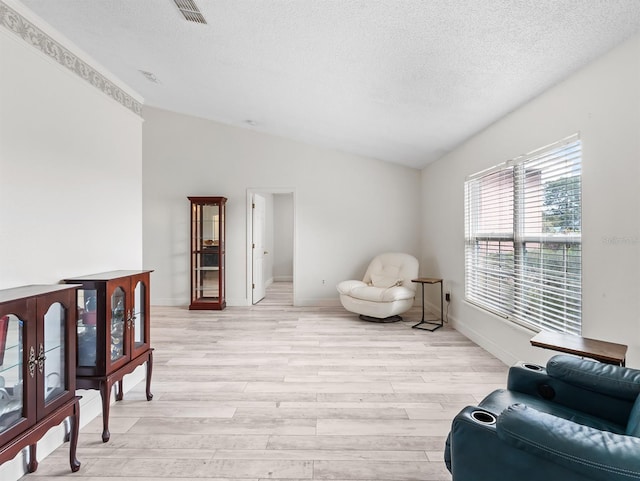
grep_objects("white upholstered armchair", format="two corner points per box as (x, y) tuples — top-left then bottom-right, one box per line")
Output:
(336, 252), (419, 322)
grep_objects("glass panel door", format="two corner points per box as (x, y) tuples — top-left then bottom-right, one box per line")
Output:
(201, 204), (220, 300)
(77, 289), (97, 367)
(110, 288), (126, 362)
(193, 202), (206, 302)
(43, 303), (65, 404)
(0, 315), (24, 434)
(77, 289), (98, 367)
(133, 281), (146, 349)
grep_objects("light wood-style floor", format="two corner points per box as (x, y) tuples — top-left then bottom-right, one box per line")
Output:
(25, 282), (508, 480)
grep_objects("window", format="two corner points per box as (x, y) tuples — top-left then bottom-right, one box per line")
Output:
(464, 135), (582, 334)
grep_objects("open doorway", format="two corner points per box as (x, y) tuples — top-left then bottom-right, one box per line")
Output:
(246, 189), (295, 306)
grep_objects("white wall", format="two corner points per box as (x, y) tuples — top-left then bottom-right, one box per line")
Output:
(264, 192), (274, 285)
(0, 13), (144, 289)
(420, 34), (640, 367)
(142, 106), (421, 306)
(0, 2), (144, 479)
(273, 193), (294, 281)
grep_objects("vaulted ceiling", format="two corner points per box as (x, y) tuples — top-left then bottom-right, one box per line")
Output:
(19, 0), (640, 169)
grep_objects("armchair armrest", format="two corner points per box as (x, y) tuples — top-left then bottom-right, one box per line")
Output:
(336, 280), (367, 295)
(507, 361), (635, 426)
(497, 403), (640, 481)
(449, 407), (595, 481)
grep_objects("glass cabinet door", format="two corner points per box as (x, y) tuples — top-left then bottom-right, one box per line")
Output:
(110, 288), (126, 363)
(76, 289), (97, 368)
(0, 286), (80, 473)
(0, 314), (25, 435)
(133, 281), (146, 350)
(43, 303), (66, 405)
(200, 203), (220, 300)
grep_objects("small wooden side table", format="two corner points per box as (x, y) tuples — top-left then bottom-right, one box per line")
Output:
(530, 331), (627, 366)
(411, 278), (443, 331)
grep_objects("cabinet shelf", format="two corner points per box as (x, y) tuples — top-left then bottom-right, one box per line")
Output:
(0, 362), (20, 374)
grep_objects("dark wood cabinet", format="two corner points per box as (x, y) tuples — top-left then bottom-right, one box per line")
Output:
(189, 196), (227, 310)
(63, 270), (153, 442)
(0, 284), (81, 473)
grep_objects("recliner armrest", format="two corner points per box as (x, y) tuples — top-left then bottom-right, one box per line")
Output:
(497, 403), (640, 481)
(507, 361), (635, 426)
(449, 407), (597, 481)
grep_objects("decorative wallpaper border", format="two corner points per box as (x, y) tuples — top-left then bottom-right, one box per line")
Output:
(0, 1), (143, 117)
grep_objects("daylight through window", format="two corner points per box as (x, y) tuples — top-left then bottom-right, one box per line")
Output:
(464, 134), (582, 334)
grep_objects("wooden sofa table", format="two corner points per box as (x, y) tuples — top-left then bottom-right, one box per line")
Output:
(530, 331), (627, 366)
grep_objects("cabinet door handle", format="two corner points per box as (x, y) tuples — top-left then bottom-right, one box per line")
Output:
(28, 346), (37, 378)
(126, 310), (132, 329)
(37, 343), (46, 375)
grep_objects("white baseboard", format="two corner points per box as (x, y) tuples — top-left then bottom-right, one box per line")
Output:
(151, 297), (186, 306)
(451, 316), (519, 366)
(295, 297), (342, 307)
(273, 275), (293, 282)
(421, 298), (517, 366)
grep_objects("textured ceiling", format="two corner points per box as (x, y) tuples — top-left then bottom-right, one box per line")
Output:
(18, 0), (640, 169)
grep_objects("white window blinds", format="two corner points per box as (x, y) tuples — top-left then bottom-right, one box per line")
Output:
(465, 134), (582, 334)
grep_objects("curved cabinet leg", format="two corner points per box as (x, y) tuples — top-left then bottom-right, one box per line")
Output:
(146, 350), (154, 401)
(63, 417), (71, 443)
(69, 398), (81, 472)
(27, 444), (38, 473)
(115, 379), (124, 401)
(100, 380), (112, 443)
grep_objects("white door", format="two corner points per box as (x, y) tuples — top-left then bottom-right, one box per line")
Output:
(252, 193), (266, 304)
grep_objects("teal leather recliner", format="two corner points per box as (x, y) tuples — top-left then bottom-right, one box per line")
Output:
(445, 354), (640, 480)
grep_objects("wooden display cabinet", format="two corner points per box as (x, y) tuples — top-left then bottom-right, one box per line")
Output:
(0, 284), (81, 473)
(63, 270), (153, 442)
(188, 196), (227, 310)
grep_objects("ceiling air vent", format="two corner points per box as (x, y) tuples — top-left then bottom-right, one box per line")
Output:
(173, 0), (207, 24)
(139, 70), (160, 83)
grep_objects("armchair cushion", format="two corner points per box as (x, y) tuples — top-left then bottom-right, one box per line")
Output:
(348, 285), (415, 303)
(369, 274), (402, 288)
(547, 355), (640, 401)
(626, 395), (640, 438)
